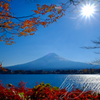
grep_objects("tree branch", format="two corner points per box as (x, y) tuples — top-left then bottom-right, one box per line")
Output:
(81, 46), (100, 49)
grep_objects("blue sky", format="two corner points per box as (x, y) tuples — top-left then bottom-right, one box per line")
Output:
(1, 0), (100, 67)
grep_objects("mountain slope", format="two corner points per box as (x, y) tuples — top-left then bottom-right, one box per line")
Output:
(6, 53), (95, 70)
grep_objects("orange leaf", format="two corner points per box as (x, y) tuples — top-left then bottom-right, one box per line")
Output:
(54, 19), (57, 22)
(32, 20), (36, 24)
(11, 41), (15, 44)
(3, 3), (9, 11)
(33, 17), (37, 20)
(37, 4), (40, 6)
(37, 16), (39, 19)
(34, 10), (39, 14)
(18, 35), (21, 37)
(20, 32), (25, 35)
(47, 9), (50, 12)
(6, 41), (8, 43)
(23, 22), (28, 27)
(11, 23), (15, 27)
(48, 15), (52, 19)
(30, 33), (35, 35)
(41, 22), (46, 28)
(60, 14), (63, 18)
(2, 68), (4, 70)
(0, 63), (2, 67)
(4, 69), (7, 72)
(38, 7), (41, 10)
(31, 27), (36, 31)
(11, 38), (14, 40)
(41, 22), (46, 26)
(0, 3), (3, 7)
(8, 21), (12, 24)
(29, 24), (33, 28)
(52, 14), (55, 17)
(5, 12), (9, 16)
(42, 6), (45, 10)
(42, 13), (45, 15)
(58, 11), (61, 14)
(25, 19), (30, 24)
(24, 33), (27, 37)
(4, 22), (8, 26)
(8, 43), (11, 45)
(56, 17), (59, 19)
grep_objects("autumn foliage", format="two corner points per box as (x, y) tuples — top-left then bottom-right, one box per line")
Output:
(0, 0), (66, 45)
(0, 63), (8, 72)
(0, 80), (100, 100)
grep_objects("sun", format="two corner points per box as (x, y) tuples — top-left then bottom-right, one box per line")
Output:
(82, 4), (94, 17)
(80, 3), (96, 19)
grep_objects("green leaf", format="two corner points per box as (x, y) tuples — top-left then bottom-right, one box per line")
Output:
(18, 92), (24, 97)
(54, 86), (59, 90)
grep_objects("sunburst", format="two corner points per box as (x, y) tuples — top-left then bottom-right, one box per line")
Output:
(80, 2), (97, 19)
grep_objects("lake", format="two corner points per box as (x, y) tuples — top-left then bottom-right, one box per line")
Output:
(0, 74), (100, 92)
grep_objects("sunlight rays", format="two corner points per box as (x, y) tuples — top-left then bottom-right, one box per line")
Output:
(80, 1), (97, 20)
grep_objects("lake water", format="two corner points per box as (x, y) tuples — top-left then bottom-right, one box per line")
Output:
(0, 74), (100, 92)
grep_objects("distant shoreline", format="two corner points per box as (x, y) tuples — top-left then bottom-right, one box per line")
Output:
(1, 68), (100, 74)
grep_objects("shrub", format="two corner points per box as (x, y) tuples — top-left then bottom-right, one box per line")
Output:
(0, 80), (100, 100)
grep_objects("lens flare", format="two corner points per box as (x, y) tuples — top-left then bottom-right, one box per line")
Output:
(82, 4), (95, 17)
(80, 2), (97, 19)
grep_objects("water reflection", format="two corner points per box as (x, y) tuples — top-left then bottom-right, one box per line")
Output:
(60, 74), (100, 93)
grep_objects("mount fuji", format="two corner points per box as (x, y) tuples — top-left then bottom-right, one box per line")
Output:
(6, 53), (96, 70)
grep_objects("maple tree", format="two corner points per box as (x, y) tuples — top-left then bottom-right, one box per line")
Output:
(0, 0), (67, 45)
(0, 0), (84, 45)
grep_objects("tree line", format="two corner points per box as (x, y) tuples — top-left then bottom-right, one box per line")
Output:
(1, 67), (100, 74)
